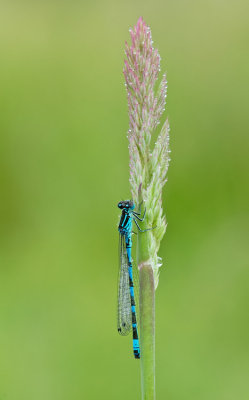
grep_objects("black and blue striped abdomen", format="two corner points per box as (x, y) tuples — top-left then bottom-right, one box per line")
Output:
(128, 261), (140, 359)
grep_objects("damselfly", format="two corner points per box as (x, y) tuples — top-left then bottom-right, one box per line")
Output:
(117, 200), (154, 359)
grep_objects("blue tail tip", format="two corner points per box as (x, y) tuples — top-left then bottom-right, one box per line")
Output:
(134, 350), (140, 359)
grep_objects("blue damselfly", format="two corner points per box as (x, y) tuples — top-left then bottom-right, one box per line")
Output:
(117, 200), (153, 359)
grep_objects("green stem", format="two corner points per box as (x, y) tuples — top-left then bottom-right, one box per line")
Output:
(137, 188), (155, 399)
(139, 262), (155, 400)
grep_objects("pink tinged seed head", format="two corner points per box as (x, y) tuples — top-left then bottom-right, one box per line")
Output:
(124, 17), (169, 213)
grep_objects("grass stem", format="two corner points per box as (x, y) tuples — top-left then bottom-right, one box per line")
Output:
(139, 263), (155, 400)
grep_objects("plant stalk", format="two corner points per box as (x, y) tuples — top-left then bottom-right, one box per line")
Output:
(139, 262), (155, 400)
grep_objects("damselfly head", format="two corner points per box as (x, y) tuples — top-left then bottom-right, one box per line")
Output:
(118, 200), (135, 210)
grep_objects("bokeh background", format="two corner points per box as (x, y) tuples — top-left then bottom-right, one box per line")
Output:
(0, 0), (249, 399)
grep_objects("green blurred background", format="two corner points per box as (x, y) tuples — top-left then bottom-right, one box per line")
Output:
(0, 0), (249, 399)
